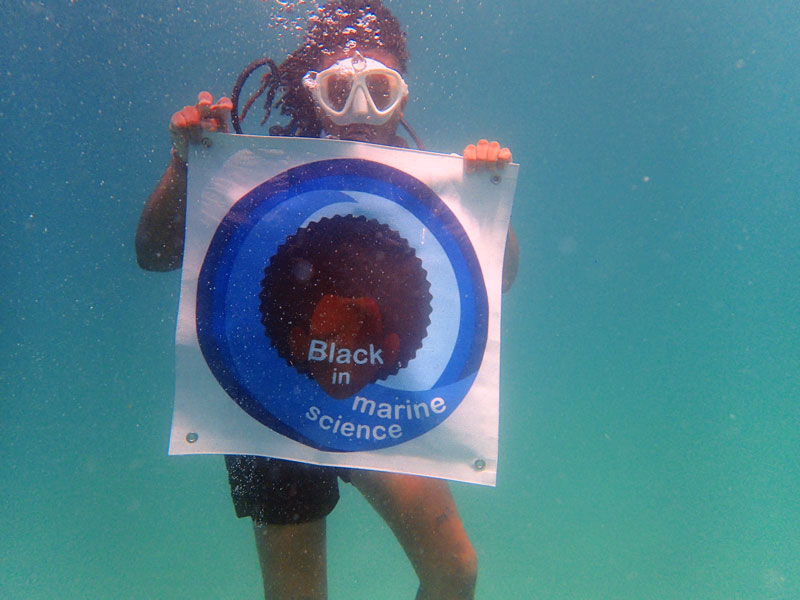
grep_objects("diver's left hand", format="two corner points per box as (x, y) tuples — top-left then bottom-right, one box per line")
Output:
(463, 139), (512, 173)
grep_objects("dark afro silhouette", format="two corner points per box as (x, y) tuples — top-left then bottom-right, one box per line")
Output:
(260, 215), (432, 380)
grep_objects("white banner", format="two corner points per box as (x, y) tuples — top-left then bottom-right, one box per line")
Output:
(169, 132), (517, 486)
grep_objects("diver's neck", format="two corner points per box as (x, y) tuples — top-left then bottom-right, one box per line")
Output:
(321, 125), (398, 146)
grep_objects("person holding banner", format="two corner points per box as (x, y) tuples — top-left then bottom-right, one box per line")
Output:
(136, 2), (517, 599)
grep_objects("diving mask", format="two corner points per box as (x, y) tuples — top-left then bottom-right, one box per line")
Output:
(303, 52), (408, 126)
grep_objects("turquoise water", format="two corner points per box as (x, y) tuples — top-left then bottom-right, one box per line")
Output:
(2, 1), (798, 598)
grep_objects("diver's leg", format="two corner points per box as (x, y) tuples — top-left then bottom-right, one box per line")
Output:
(349, 470), (477, 600)
(252, 518), (328, 600)
(225, 455), (339, 600)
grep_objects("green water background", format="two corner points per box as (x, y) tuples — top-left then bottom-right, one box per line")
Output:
(2, 1), (798, 598)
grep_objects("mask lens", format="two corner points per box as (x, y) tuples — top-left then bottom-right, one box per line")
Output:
(366, 74), (396, 110)
(324, 74), (353, 111)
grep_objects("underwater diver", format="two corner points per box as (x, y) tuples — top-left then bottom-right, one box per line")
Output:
(136, 2), (518, 599)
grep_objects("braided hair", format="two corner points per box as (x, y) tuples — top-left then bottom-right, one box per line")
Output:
(232, 0), (408, 138)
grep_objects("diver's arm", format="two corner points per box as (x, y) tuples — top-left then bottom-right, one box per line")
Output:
(136, 92), (232, 272)
(135, 151), (187, 272)
(502, 224), (519, 293)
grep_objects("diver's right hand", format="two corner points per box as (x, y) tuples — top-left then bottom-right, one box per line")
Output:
(169, 92), (233, 163)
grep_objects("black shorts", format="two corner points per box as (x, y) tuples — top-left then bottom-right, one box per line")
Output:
(224, 455), (349, 525)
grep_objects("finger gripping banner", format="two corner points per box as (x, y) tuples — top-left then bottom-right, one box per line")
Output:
(171, 133), (517, 485)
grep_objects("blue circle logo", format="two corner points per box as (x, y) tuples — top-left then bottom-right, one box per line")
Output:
(196, 159), (488, 451)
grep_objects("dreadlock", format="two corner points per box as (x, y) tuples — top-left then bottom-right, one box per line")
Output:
(232, 0), (408, 139)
